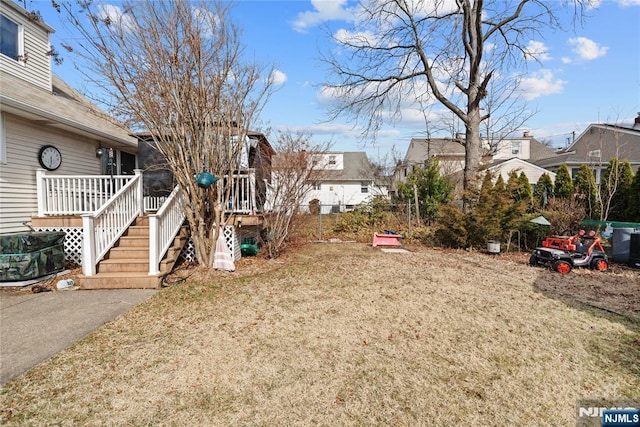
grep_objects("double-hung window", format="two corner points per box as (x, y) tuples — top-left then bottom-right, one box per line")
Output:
(1, 14), (22, 61)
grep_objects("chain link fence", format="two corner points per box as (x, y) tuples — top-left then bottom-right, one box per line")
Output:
(295, 202), (426, 241)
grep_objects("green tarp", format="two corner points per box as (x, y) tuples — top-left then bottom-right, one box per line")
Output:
(0, 232), (66, 282)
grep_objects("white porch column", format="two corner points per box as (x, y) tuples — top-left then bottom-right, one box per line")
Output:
(81, 213), (97, 276)
(36, 169), (46, 216)
(134, 169), (144, 215)
(148, 214), (159, 275)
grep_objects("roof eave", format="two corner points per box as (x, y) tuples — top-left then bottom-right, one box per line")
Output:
(1, 95), (137, 148)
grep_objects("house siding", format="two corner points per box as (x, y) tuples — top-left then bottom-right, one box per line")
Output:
(0, 114), (103, 234)
(491, 138), (531, 161)
(491, 160), (556, 185)
(306, 181), (373, 212)
(0, 2), (52, 91)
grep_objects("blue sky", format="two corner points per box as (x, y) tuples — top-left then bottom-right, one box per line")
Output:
(35, 0), (640, 162)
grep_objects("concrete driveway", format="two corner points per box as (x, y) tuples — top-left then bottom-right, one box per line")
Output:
(1, 287), (157, 386)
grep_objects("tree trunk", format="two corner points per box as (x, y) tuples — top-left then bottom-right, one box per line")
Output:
(463, 106), (483, 212)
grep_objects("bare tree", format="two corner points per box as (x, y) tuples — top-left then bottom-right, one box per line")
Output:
(480, 78), (537, 155)
(261, 131), (330, 258)
(58, 0), (276, 266)
(323, 0), (582, 211)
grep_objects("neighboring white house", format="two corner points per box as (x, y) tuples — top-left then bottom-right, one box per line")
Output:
(302, 152), (388, 214)
(484, 158), (556, 186)
(0, 0), (138, 234)
(396, 133), (558, 191)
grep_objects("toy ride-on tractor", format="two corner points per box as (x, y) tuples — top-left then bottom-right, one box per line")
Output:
(529, 230), (609, 274)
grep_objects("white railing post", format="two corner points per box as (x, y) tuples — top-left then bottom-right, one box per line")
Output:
(146, 185), (186, 275)
(81, 214), (97, 276)
(148, 214), (160, 275)
(36, 169), (46, 216)
(249, 171), (256, 213)
(134, 169), (144, 215)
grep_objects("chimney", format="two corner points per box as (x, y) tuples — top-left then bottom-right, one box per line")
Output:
(634, 112), (640, 130)
(523, 131), (530, 138)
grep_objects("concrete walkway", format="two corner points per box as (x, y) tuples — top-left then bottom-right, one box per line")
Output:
(0, 288), (157, 386)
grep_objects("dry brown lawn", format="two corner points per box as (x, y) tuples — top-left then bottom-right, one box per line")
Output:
(1, 243), (639, 426)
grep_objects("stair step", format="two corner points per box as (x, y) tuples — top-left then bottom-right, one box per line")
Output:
(135, 217), (150, 226)
(78, 272), (163, 289)
(99, 255), (178, 273)
(79, 217), (188, 289)
(99, 258), (150, 273)
(107, 247), (149, 259)
(117, 236), (150, 247)
(127, 226), (150, 237)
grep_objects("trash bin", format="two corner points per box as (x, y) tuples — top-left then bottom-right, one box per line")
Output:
(487, 240), (500, 254)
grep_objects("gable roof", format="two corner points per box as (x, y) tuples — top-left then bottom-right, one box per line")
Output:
(405, 136), (557, 163)
(320, 152), (378, 181)
(528, 138), (558, 161)
(0, 71), (137, 149)
(404, 138), (465, 163)
(485, 157), (557, 178)
(273, 151), (379, 182)
(534, 123), (640, 169)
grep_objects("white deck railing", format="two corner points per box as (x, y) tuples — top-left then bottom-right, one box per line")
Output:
(81, 170), (144, 276)
(148, 185), (185, 275)
(144, 195), (168, 212)
(225, 170), (257, 214)
(36, 168), (258, 276)
(36, 170), (134, 216)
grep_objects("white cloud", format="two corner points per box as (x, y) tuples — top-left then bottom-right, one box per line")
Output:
(292, 0), (356, 33)
(568, 37), (608, 61)
(518, 70), (566, 100)
(193, 7), (220, 38)
(316, 84), (351, 106)
(96, 4), (136, 33)
(334, 28), (379, 45)
(268, 69), (288, 86)
(524, 40), (551, 62)
(618, 0), (640, 6)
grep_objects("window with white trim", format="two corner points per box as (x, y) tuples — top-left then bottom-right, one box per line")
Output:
(511, 141), (521, 155)
(361, 181), (369, 193)
(328, 155), (336, 165)
(1, 14), (23, 61)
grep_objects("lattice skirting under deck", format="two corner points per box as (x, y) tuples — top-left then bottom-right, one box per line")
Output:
(33, 227), (83, 266)
(34, 225), (239, 267)
(179, 225), (239, 263)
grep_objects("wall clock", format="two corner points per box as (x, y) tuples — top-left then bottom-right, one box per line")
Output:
(38, 145), (62, 171)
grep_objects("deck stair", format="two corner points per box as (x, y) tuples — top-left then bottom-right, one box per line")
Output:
(78, 216), (187, 289)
